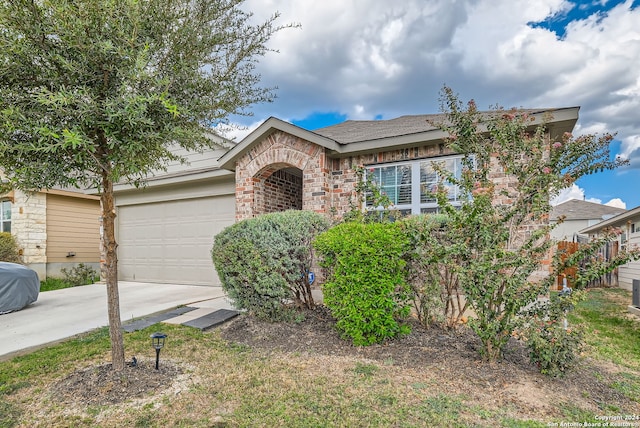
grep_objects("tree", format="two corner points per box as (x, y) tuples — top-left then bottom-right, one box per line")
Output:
(0, 0), (292, 370)
(425, 87), (640, 362)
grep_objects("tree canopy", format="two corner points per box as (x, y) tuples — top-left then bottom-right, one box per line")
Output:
(0, 0), (287, 190)
(0, 0), (291, 370)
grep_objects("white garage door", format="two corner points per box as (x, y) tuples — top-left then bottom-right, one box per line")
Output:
(117, 195), (235, 285)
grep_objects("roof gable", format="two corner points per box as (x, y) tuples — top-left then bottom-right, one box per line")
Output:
(580, 205), (640, 234)
(218, 107), (580, 171)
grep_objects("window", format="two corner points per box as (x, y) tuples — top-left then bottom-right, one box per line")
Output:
(366, 155), (467, 215)
(0, 200), (11, 233)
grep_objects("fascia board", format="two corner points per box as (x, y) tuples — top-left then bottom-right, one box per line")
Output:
(580, 206), (640, 234)
(112, 168), (234, 193)
(327, 107), (580, 157)
(217, 117), (341, 171)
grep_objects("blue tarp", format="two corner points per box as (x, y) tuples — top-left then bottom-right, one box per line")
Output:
(0, 262), (39, 313)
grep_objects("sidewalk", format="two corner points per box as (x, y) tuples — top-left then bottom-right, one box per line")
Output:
(0, 281), (235, 361)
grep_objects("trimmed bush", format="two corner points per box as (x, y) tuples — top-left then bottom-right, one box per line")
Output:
(0, 232), (20, 263)
(313, 221), (412, 345)
(60, 263), (99, 286)
(211, 210), (329, 320)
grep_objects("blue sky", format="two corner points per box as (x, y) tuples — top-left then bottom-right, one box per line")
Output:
(228, 0), (640, 209)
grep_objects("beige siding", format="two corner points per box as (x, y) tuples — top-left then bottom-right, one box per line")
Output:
(620, 230), (640, 289)
(46, 194), (101, 263)
(117, 194), (234, 285)
(550, 219), (590, 241)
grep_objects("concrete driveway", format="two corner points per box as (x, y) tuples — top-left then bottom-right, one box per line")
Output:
(0, 281), (232, 360)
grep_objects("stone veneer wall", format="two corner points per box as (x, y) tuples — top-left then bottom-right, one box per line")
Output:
(11, 190), (47, 278)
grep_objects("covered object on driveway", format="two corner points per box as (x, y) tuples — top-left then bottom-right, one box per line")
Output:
(0, 262), (39, 313)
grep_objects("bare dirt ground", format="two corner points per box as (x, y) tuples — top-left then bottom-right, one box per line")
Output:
(53, 360), (182, 407)
(219, 306), (636, 417)
(52, 304), (638, 420)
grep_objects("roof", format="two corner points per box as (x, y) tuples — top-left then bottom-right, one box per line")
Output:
(313, 114), (448, 143)
(551, 199), (626, 221)
(580, 205), (640, 234)
(312, 109), (557, 144)
(218, 107), (580, 171)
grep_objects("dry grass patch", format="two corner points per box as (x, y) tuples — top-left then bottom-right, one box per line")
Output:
(1, 288), (639, 427)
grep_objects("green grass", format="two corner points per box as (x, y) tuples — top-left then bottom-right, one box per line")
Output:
(40, 276), (99, 292)
(39, 277), (74, 291)
(569, 287), (640, 370)
(0, 288), (639, 427)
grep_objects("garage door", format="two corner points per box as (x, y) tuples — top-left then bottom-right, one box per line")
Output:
(117, 195), (235, 285)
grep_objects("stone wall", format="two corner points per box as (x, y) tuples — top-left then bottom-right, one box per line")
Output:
(11, 190), (47, 277)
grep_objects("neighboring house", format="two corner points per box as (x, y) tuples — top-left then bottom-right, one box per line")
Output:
(580, 205), (640, 291)
(550, 199), (626, 241)
(112, 107), (579, 286)
(0, 188), (101, 279)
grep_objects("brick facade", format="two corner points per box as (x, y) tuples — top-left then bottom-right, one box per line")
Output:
(262, 169), (303, 213)
(234, 130), (463, 221)
(228, 124), (557, 285)
(235, 131), (330, 220)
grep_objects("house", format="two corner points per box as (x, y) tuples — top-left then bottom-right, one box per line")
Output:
(112, 107), (579, 286)
(580, 205), (640, 291)
(0, 187), (101, 279)
(550, 199), (626, 241)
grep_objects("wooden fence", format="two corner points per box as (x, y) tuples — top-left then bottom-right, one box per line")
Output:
(556, 240), (619, 288)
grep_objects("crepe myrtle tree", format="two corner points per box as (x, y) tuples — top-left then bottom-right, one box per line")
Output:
(0, 0), (293, 370)
(428, 87), (639, 362)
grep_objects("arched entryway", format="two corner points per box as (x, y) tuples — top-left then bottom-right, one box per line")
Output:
(234, 131), (330, 221)
(253, 165), (303, 216)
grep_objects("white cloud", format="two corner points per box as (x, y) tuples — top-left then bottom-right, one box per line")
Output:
(241, 1), (640, 133)
(604, 198), (626, 209)
(235, 0), (640, 203)
(213, 120), (263, 142)
(551, 185), (627, 208)
(551, 184), (601, 205)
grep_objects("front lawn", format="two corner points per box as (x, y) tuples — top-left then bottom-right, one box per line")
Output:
(0, 287), (638, 427)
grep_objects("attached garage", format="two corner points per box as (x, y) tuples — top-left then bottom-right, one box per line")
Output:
(114, 145), (236, 286)
(117, 194), (234, 285)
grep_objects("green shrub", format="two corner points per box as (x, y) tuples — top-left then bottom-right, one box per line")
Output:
(60, 263), (99, 286)
(520, 291), (584, 377)
(211, 210), (329, 320)
(0, 232), (21, 263)
(524, 321), (583, 377)
(40, 277), (72, 292)
(400, 214), (466, 328)
(313, 221), (412, 345)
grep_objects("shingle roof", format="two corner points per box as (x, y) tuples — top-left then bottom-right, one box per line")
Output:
(550, 199), (626, 221)
(313, 114), (447, 144)
(217, 107), (580, 171)
(312, 109), (554, 144)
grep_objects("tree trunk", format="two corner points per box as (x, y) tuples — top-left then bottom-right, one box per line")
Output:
(100, 172), (125, 371)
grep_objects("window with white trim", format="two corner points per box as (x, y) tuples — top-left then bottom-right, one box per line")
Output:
(366, 155), (467, 215)
(1, 200), (11, 233)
